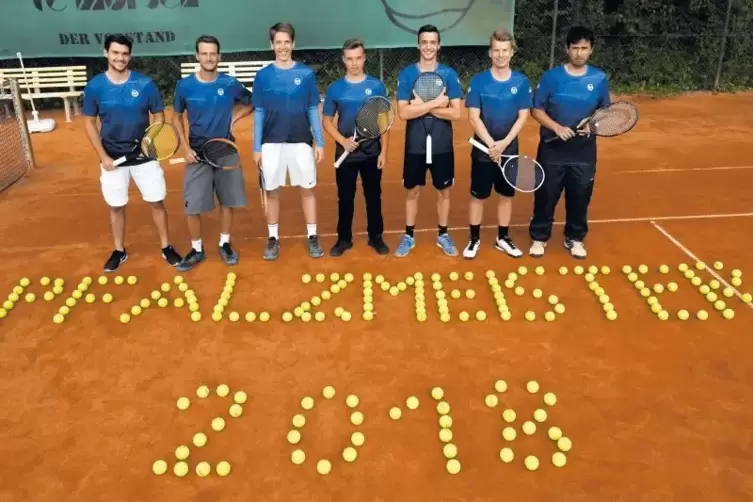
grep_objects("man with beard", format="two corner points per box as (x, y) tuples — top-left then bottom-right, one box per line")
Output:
(322, 38), (390, 257)
(528, 26), (611, 260)
(463, 28), (531, 259)
(253, 22), (326, 261)
(171, 35), (254, 272)
(393, 24), (463, 258)
(82, 33), (183, 272)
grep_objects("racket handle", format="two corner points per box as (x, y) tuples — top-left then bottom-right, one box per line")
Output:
(169, 158), (186, 165)
(334, 149), (351, 169)
(112, 155), (128, 167)
(468, 137), (489, 154)
(543, 136), (560, 144)
(425, 135), (432, 164)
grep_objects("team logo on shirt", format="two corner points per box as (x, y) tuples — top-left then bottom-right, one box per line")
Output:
(365, 88), (372, 95)
(587, 83), (594, 91)
(294, 78), (301, 86)
(217, 88), (224, 96)
(511, 86), (518, 94)
(131, 89), (139, 98)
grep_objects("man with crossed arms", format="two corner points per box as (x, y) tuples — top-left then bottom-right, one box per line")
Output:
(171, 35), (254, 272)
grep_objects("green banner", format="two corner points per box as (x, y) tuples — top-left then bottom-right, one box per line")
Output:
(0, 0), (515, 60)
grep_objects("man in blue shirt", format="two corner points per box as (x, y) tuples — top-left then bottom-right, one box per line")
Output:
(171, 35), (254, 272)
(529, 26), (611, 260)
(394, 24), (464, 258)
(82, 33), (183, 273)
(322, 38), (390, 257)
(464, 29), (531, 260)
(252, 22), (325, 261)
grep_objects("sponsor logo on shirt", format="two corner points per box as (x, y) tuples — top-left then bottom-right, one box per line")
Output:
(294, 78), (301, 86)
(587, 83), (594, 91)
(131, 89), (139, 98)
(217, 88), (224, 96)
(511, 86), (518, 95)
(365, 88), (372, 95)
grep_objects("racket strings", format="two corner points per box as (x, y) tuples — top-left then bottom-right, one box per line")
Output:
(203, 140), (241, 168)
(503, 156), (544, 193)
(589, 103), (639, 136)
(414, 72), (445, 102)
(355, 98), (395, 138)
(142, 123), (179, 160)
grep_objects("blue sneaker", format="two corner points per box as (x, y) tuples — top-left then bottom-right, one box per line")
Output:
(394, 234), (415, 257)
(437, 233), (459, 257)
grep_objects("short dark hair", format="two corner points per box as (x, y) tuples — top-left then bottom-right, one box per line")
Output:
(104, 34), (133, 52)
(417, 24), (441, 43)
(342, 38), (365, 52)
(195, 35), (220, 53)
(566, 26), (595, 47)
(270, 22), (295, 42)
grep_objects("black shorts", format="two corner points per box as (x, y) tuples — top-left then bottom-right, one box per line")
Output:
(402, 152), (454, 190)
(470, 157), (515, 199)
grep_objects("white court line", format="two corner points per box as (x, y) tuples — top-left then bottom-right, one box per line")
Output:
(616, 165), (753, 174)
(650, 221), (753, 309)
(271, 212), (753, 240)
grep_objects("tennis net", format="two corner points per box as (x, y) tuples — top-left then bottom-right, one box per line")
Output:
(0, 78), (34, 192)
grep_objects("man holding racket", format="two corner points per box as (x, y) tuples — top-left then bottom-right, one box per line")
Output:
(253, 22), (325, 260)
(463, 29), (531, 260)
(171, 35), (254, 272)
(322, 38), (390, 257)
(528, 26), (611, 259)
(82, 33), (183, 273)
(394, 24), (464, 258)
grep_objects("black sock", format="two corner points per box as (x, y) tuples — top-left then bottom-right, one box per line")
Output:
(470, 224), (481, 241)
(438, 225), (448, 236)
(498, 226), (509, 240)
(406, 225), (414, 237)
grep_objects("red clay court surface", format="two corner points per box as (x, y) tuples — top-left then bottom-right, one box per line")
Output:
(1, 92), (753, 502)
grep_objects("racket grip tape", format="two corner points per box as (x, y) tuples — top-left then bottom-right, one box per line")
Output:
(168, 158), (186, 164)
(425, 135), (433, 164)
(468, 137), (489, 153)
(334, 150), (351, 169)
(112, 155), (128, 167)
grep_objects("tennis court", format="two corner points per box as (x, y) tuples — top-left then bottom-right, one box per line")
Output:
(0, 89), (752, 501)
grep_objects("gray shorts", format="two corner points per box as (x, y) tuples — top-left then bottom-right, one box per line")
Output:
(183, 162), (247, 215)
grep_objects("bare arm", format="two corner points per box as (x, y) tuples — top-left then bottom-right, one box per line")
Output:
(152, 111), (165, 123)
(429, 98), (461, 121)
(468, 107), (495, 147)
(322, 115), (350, 146)
(532, 108), (574, 141)
(398, 99), (439, 121)
(83, 116), (113, 169)
(503, 109), (530, 144)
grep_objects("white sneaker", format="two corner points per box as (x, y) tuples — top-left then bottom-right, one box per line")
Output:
(495, 236), (523, 258)
(529, 240), (547, 258)
(564, 238), (587, 259)
(463, 238), (481, 259)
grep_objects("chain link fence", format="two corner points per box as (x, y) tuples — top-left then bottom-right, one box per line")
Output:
(0, 78), (35, 192)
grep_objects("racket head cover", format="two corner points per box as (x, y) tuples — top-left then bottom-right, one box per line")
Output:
(141, 122), (180, 160)
(413, 71), (445, 102)
(588, 101), (639, 137)
(354, 96), (395, 139)
(201, 138), (241, 169)
(502, 155), (545, 193)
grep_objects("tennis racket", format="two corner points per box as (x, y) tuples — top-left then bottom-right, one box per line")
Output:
(544, 101), (639, 143)
(469, 137), (545, 193)
(334, 96), (395, 168)
(413, 71), (446, 164)
(112, 122), (180, 166)
(169, 138), (241, 170)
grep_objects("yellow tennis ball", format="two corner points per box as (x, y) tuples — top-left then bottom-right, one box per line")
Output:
(341, 311), (352, 321)
(195, 461), (211, 477)
(175, 445), (190, 461)
(548, 426), (563, 441)
(723, 309), (735, 320)
(291, 449), (306, 465)
(406, 396), (419, 410)
(446, 459), (461, 474)
(351, 432), (365, 446)
(439, 415), (453, 428)
(606, 310), (618, 321)
(259, 311), (270, 322)
(459, 311), (470, 322)
(524, 311), (536, 321)
(552, 451), (567, 467)
(677, 309), (690, 320)
(431, 386), (445, 400)
(439, 428), (453, 442)
(190, 311), (202, 322)
(742, 293), (752, 303)
(533, 408), (548, 422)
(389, 406), (402, 420)
(437, 401), (450, 415)
(292, 414), (306, 428)
(282, 312), (293, 322)
(193, 432), (207, 448)
(502, 427), (517, 441)
(287, 429), (301, 444)
(301, 273), (312, 284)
(522, 421), (536, 435)
(40, 276), (51, 286)
(119, 313), (130, 324)
(443, 443), (458, 459)
(127, 276), (137, 285)
(176, 397), (190, 410)
(301, 396), (315, 410)
(342, 447), (358, 462)
(317, 459), (332, 475)
(152, 459), (167, 475)
(53, 313), (65, 324)
(524, 455), (539, 471)
(215, 460), (231, 477)
(350, 411), (364, 425)
(500, 447), (514, 463)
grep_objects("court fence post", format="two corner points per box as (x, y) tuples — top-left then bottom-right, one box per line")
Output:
(379, 49), (384, 83)
(548, 0), (560, 69)
(713, 0), (734, 92)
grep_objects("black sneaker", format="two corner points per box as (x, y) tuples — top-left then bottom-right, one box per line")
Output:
(329, 239), (353, 257)
(177, 248), (206, 272)
(367, 236), (389, 255)
(162, 245), (183, 267)
(104, 249), (127, 272)
(218, 242), (239, 266)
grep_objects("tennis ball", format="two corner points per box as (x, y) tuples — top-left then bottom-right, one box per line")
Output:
(494, 380), (507, 393)
(406, 396), (419, 409)
(342, 447), (358, 463)
(731, 277), (743, 287)
(315, 311), (326, 322)
(282, 312), (293, 322)
(557, 437), (573, 452)
(532, 288), (543, 299)
(439, 415), (453, 428)
(437, 401), (451, 415)
(176, 397), (190, 410)
(443, 443), (458, 459)
(259, 312), (270, 322)
(533, 409), (548, 422)
(446, 459), (461, 474)
(742, 293), (752, 303)
(211, 312), (222, 322)
(502, 409), (516, 422)
(524, 311), (536, 321)
(301, 396), (315, 410)
(485, 394), (498, 408)
(389, 407), (402, 420)
(301, 273), (312, 284)
(287, 430), (301, 444)
(196, 385), (210, 398)
(350, 411), (364, 425)
(476, 310), (487, 321)
(322, 385), (336, 399)
(439, 428), (453, 443)
(522, 421), (536, 435)
(291, 449), (306, 465)
(459, 311), (470, 322)
(192, 432), (207, 448)
(552, 451), (567, 467)
(53, 313), (65, 324)
(502, 427), (517, 441)
(515, 286), (525, 296)
(341, 311), (352, 321)
(215, 461), (231, 477)
(127, 276), (137, 285)
(195, 461), (211, 477)
(525, 455), (540, 471)
(292, 414), (305, 428)
(431, 386), (445, 400)
(351, 431), (365, 446)
(677, 310), (690, 320)
(667, 282), (679, 292)
(119, 313), (130, 324)
(543, 392), (557, 406)
(535, 266), (545, 276)
(317, 459), (332, 475)
(152, 459), (167, 475)
(175, 445), (190, 460)
(723, 309), (735, 320)
(499, 448), (514, 463)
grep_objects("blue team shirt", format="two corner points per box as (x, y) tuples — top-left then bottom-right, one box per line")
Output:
(323, 75), (388, 163)
(465, 69), (532, 160)
(396, 63), (463, 155)
(533, 65), (611, 164)
(82, 71), (164, 164)
(173, 73), (252, 150)
(251, 62), (320, 146)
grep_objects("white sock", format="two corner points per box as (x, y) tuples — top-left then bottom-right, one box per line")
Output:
(306, 223), (317, 237)
(191, 239), (203, 252)
(219, 233), (230, 246)
(268, 223), (279, 239)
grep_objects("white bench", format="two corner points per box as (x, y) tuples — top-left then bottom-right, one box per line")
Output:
(179, 61), (274, 92)
(0, 66), (87, 123)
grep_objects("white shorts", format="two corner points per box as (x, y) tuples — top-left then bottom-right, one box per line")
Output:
(261, 143), (317, 191)
(100, 160), (167, 207)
